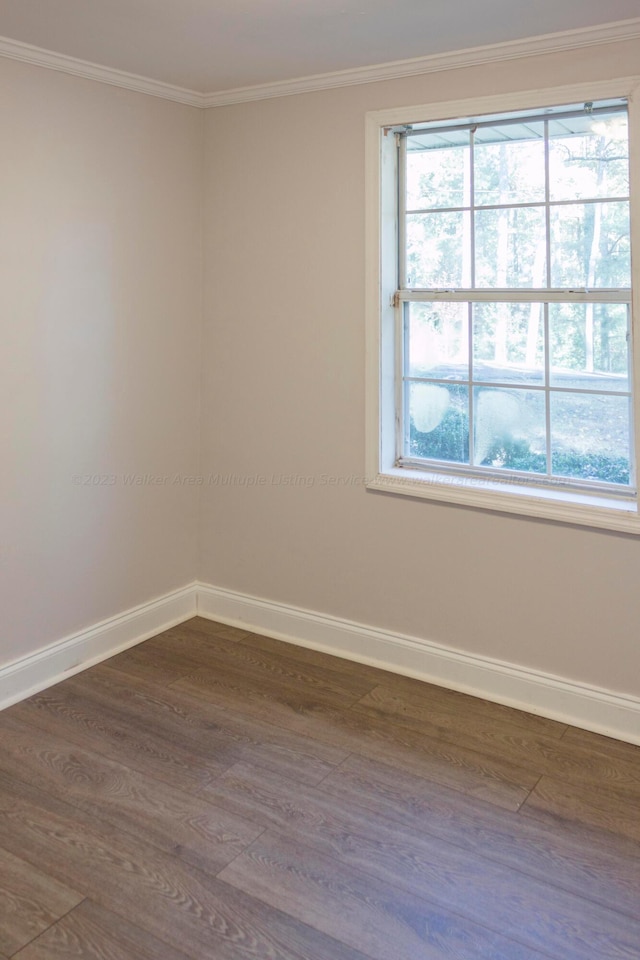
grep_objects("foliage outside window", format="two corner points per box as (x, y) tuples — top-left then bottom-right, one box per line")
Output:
(366, 84), (640, 531)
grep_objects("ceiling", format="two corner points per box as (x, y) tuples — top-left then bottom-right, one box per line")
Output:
(0, 0), (638, 95)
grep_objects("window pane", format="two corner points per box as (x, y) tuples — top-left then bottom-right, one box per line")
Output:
(406, 141), (470, 210)
(474, 124), (546, 206)
(408, 382), (468, 464)
(549, 113), (629, 202)
(549, 303), (630, 392)
(475, 206), (546, 287)
(394, 101), (635, 502)
(550, 201), (631, 288)
(473, 388), (546, 471)
(473, 302), (544, 384)
(406, 211), (471, 287)
(550, 393), (631, 485)
(407, 302), (469, 379)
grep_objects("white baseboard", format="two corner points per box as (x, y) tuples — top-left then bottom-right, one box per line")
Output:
(0, 583), (198, 710)
(197, 582), (640, 746)
(4, 579), (638, 746)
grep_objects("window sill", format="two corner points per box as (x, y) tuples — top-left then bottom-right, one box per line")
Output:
(366, 467), (640, 534)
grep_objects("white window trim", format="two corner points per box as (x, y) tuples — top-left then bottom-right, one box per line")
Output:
(365, 77), (640, 534)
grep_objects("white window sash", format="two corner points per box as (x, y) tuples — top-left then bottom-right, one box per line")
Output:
(365, 77), (640, 533)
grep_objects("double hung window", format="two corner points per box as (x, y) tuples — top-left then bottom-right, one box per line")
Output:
(367, 82), (639, 532)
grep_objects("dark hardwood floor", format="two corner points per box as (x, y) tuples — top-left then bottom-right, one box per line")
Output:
(1, 616), (639, 959)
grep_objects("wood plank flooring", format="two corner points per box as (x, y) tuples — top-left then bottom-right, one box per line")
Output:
(1, 616), (639, 959)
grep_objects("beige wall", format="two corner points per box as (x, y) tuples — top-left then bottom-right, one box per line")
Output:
(0, 59), (202, 664)
(3, 37), (639, 699)
(201, 39), (640, 697)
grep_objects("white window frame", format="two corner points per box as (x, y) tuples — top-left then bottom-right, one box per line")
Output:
(365, 77), (640, 534)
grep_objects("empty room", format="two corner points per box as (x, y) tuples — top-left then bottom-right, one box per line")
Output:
(1, 1), (640, 958)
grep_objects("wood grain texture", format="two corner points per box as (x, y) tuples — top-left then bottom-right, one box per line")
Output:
(0, 714), (261, 875)
(0, 777), (370, 960)
(107, 623), (373, 706)
(236, 629), (409, 688)
(218, 831), (547, 960)
(149, 624), (377, 701)
(320, 752), (640, 919)
(168, 659), (364, 713)
(67, 662), (349, 785)
(8, 683), (233, 789)
(561, 725), (640, 764)
(204, 761), (640, 960)
(173, 669), (537, 810)
(355, 686), (640, 793)
(1, 618), (638, 960)
(522, 774), (640, 842)
(0, 847), (82, 955)
(13, 900), (194, 960)
(356, 679), (567, 739)
(100, 644), (205, 687)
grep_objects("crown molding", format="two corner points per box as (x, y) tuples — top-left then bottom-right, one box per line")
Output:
(0, 18), (638, 109)
(0, 34), (206, 107)
(202, 17), (640, 108)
